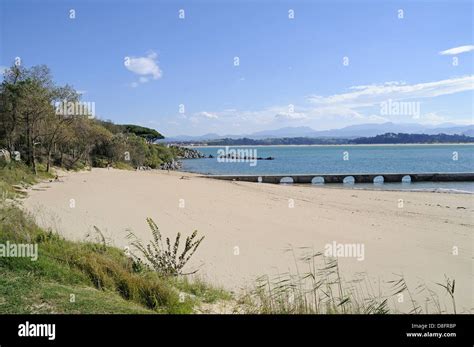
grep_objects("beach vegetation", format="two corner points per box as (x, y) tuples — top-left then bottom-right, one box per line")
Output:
(0, 166), (230, 314)
(237, 248), (460, 314)
(127, 218), (205, 277)
(0, 63), (176, 174)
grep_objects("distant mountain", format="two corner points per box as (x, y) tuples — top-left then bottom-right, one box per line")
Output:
(249, 126), (317, 138)
(429, 125), (474, 136)
(309, 123), (474, 137)
(157, 133), (222, 142)
(160, 123), (474, 142)
(314, 123), (427, 137)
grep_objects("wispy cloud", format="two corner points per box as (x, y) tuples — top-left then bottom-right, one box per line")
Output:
(275, 112), (308, 121)
(439, 45), (474, 55)
(164, 76), (473, 134)
(124, 51), (162, 87)
(308, 76), (474, 108)
(196, 111), (218, 119)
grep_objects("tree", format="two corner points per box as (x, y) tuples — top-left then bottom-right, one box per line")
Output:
(41, 85), (79, 171)
(121, 124), (164, 143)
(0, 63), (177, 173)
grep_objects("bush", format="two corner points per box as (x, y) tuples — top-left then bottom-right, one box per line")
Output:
(128, 218), (205, 277)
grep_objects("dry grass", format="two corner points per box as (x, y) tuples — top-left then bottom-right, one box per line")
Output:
(237, 247), (458, 314)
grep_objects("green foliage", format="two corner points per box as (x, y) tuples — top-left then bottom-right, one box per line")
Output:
(128, 218), (205, 277)
(0, 161), (53, 201)
(350, 133), (474, 144)
(0, 204), (216, 314)
(0, 63), (174, 173)
(145, 144), (175, 168)
(121, 124), (164, 142)
(0, 168), (229, 314)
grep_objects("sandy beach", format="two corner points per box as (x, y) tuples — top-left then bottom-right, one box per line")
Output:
(23, 168), (473, 312)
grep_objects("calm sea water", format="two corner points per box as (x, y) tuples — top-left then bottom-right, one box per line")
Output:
(181, 145), (474, 193)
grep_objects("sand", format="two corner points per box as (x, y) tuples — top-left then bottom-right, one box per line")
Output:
(23, 168), (473, 313)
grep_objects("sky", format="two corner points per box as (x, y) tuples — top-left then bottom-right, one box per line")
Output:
(0, 0), (473, 136)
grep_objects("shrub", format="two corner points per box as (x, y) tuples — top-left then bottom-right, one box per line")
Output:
(128, 218), (204, 277)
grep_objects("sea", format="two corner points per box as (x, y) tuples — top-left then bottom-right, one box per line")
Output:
(180, 144), (474, 193)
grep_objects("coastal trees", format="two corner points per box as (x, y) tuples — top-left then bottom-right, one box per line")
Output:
(0, 63), (174, 172)
(121, 124), (164, 143)
(42, 85), (80, 171)
(1, 65), (58, 173)
(14, 71), (54, 174)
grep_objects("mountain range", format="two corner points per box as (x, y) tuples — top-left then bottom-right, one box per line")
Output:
(159, 122), (474, 142)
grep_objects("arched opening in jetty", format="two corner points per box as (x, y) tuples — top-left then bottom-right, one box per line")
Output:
(311, 176), (325, 185)
(373, 175), (384, 185)
(343, 176), (355, 185)
(280, 177), (294, 184)
(402, 175), (412, 184)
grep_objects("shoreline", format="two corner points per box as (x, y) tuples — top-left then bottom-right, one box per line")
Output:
(23, 168), (474, 312)
(178, 169), (474, 194)
(183, 143), (474, 148)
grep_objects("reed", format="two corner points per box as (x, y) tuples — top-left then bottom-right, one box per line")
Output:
(237, 247), (458, 314)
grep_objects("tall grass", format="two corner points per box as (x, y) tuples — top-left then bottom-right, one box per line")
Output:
(127, 218), (204, 277)
(237, 247), (458, 314)
(0, 162), (53, 202)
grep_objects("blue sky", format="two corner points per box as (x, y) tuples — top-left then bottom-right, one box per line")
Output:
(1, 0), (473, 136)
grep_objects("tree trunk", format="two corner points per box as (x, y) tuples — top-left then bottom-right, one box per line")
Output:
(25, 113), (36, 174)
(46, 149), (51, 172)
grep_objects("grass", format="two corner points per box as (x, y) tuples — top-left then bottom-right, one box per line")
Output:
(173, 276), (232, 304)
(0, 204), (233, 314)
(0, 162), (53, 201)
(0, 163), (232, 314)
(112, 161), (134, 170)
(0, 162), (460, 315)
(0, 269), (153, 314)
(236, 247), (459, 314)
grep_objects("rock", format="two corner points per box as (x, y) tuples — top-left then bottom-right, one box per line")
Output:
(0, 149), (11, 163)
(172, 146), (205, 159)
(160, 159), (182, 171)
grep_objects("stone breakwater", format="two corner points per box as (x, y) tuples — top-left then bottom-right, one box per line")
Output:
(159, 147), (204, 170)
(160, 146), (278, 171)
(160, 159), (182, 170)
(176, 147), (206, 159)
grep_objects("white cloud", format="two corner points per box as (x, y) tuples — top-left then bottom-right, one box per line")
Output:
(308, 76), (474, 108)
(439, 45), (474, 55)
(196, 111), (218, 119)
(0, 66), (7, 75)
(275, 112), (308, 120)
(125, 51), (162, 86)
(417, 112), (445, 124)
(164, 76), (473, 134)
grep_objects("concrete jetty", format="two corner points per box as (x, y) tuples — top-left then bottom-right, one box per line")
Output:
(205, 172), (474, 184)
